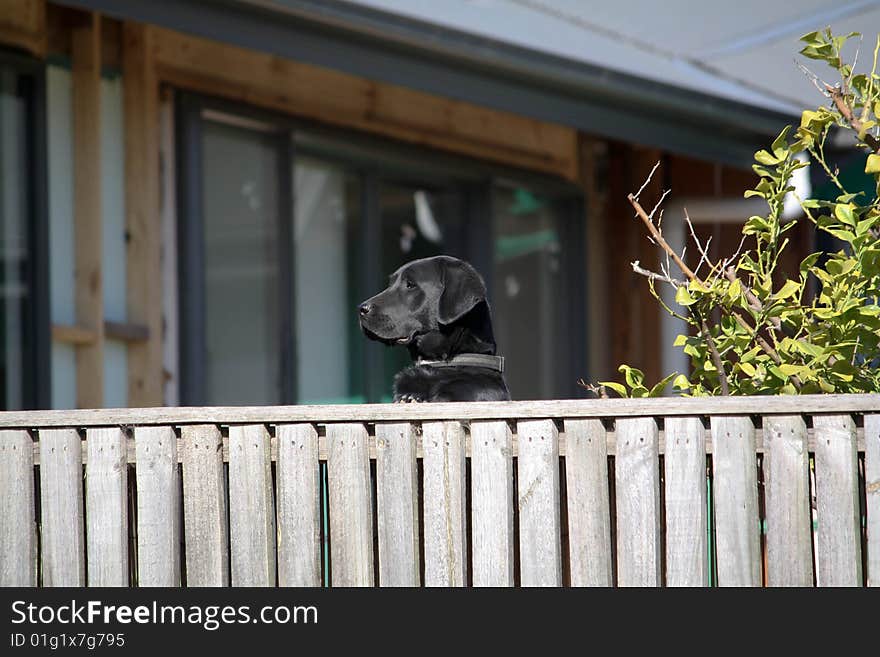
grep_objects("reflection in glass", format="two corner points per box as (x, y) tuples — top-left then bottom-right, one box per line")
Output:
(0, 69), (27, 410)
(293, 156), (361, 403)
(492, 186), (562, 400)
(202, 121), (280, 404)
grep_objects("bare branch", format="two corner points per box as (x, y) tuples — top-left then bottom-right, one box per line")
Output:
(628, 193), (699, 281)
(633, 160), (661, 201)
(827, 84), (880, 152)
(631, 260), (685, 287)
(700, 318), (729, 395)
(797, 60), (832, 97)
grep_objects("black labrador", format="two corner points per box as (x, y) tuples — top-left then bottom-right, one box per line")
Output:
(358, 255), (510, 402)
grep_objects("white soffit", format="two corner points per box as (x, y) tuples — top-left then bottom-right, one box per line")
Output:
(349, 0), (880, 115)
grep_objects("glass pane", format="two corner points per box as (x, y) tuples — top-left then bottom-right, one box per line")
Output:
(492, 185), (563, 400)
(202, 120), (280, 405)
(0, 69), (28, 410)
(377, 182), (463, 401)
(293, 156), (362, 403)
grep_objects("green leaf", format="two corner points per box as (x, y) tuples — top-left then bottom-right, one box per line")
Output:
(619, 365), (644, 390)
(672, 374), (691, 390)
(738, 362), (757, 377)
(754, 149), (780, 165)
(673, 334), (687, 347)
(598, 381), (627, 398)
(675, 286), (697, 306)
(866, 154), (880, 174)
(775, 279), (801, 300)
(648, 372), (678, 397)
(834, 203), (857, 226)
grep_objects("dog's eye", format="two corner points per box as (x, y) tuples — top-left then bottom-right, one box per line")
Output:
(404, 279), (416, 290)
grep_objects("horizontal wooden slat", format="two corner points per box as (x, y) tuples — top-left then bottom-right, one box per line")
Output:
(3, 393), (878, 428)
(25, 426), (872, 466)
(51, 323), (98, 346)
(104, 320), (150, 343)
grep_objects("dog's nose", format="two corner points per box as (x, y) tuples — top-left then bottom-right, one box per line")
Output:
(358, 303), (373, 317)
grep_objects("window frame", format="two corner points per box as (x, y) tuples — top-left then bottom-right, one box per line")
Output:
(0, 49), (50, 410)
(175, 91), (587, 403)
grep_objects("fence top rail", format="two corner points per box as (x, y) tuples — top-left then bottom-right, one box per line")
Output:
(1, 393), (878, 429)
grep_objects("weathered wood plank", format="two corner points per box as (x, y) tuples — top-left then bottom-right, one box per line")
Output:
(664, 417), (708, 587)
(276, 424), (321, 587)
(764, 415), (813, 587)
(4, 394), (877, 429)
(86, 428), (129, 586)
(123, 22), (163, 406)
(72, 12), (104, 408)
(326, 424), (373, 587)
(710, 416), (760, 587)
(0, 430), (35, 586)
(563, 419), (612, 587)
(422, 421), (467, 587)
(614, 417), (661, 586)
(375, 423), (420, 587)
(228, 425), (276, 586)
(181, 425), (228, 586)
(867, 414), (880, 587)
(39, 429), (85, 586)
(134, 426), (180, 586)
(471, 421), (514, 587)
(813, 414), (862, 586)
(516, 420), (562, 586)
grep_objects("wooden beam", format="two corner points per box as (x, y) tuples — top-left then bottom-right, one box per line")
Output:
(0, 0), (46, 57)
(72, 13), (103, 408)
(104, 321), (150, 343)
(123, 23), (163, 406)
(151, 27), (578, 181)
(52, 324), (98, 346)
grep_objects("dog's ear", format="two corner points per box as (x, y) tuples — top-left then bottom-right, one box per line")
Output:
(438, 258), (488, 325)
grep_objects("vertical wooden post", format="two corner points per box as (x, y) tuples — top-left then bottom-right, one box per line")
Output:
(123, 23), (163, 406)
(72, 13), (104, 408)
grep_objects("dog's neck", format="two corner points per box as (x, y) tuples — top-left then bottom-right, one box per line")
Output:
(408, 325), (495, 361)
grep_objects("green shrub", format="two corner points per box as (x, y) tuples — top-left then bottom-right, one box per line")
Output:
(594, 29), (880, 397)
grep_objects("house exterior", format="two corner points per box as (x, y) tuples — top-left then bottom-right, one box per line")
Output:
(3, 0), (858, 410)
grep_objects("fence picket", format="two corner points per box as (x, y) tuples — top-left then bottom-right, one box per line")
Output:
(563, 419), (612, 587)
(867, 414), (880, 587)
(327, 423), (374, 587)
(276, 424), (321, 587)
(229, 424), (276, 586)
(134, 426), (180, 586)
(86, 428), (129, 586)
(813, 414), (862, 586)
(615, 417), (661, 587)
(181, 424), (228, 586)
(516, 419), (562, 586)
(422, 421), (467, 587)
(0, 430), (35, 586)
(471, 420), (514, 586)
(664, 417), (708, 587)
(710, 416), (760, 586)
(764, 415), (813, 586)
(39, 429), (85, 586)
(375, 423), (420, 586)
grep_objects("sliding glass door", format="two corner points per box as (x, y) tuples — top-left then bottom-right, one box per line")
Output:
(176, 94), (584, 405)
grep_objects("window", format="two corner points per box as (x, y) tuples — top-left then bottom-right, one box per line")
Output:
(0, 53), (48, 410)
(176, 95), (584, 403)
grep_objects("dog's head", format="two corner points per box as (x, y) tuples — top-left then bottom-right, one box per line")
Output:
(358, 255), (496, 359)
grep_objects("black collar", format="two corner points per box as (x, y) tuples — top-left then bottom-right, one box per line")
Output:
(415, 354), (505, 373)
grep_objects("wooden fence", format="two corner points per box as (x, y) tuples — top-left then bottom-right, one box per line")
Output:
(0, 394), (878, 587)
